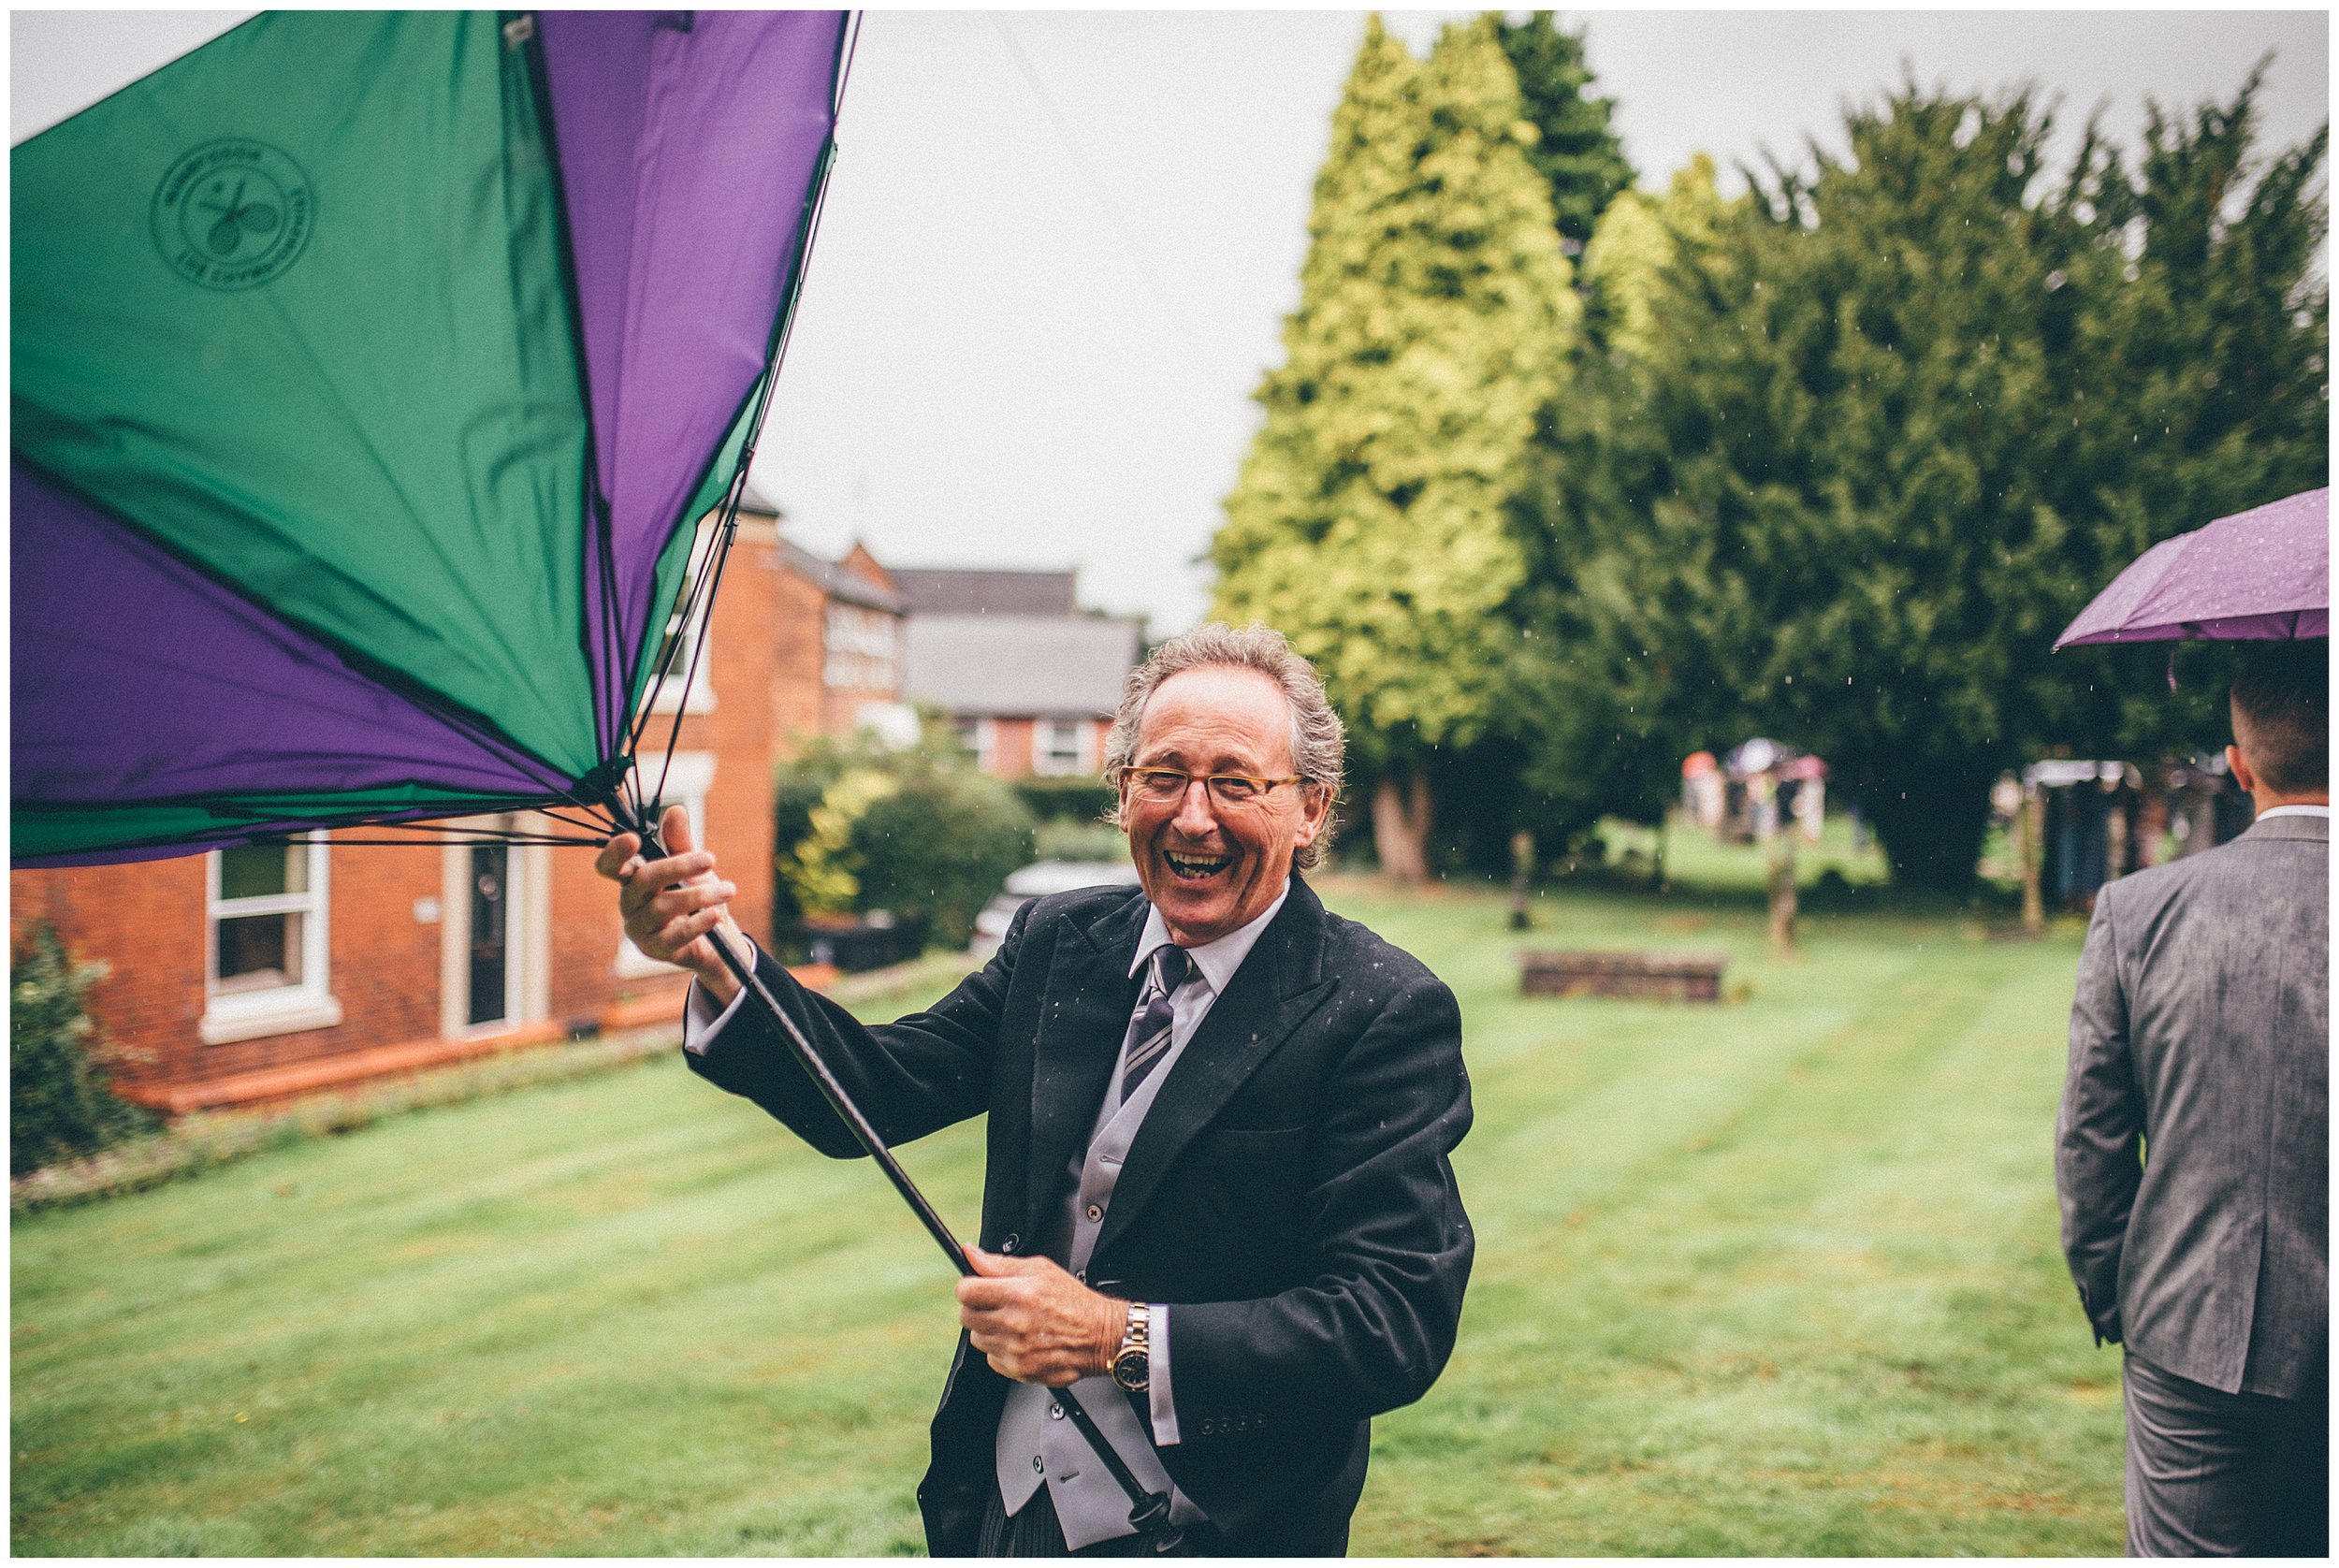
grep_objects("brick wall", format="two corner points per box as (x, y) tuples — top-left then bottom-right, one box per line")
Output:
(10, 857), (209, 1097)
(988, 717), (1036, 778)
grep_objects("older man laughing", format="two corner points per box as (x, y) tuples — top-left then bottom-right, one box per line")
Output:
(600, 621), (1473, 1557)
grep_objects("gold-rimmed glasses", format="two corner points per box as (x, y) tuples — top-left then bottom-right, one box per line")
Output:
(1124, 768), (1308, 806)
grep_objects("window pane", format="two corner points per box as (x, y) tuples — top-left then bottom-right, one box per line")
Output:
(219, 843), (304, 901)
(216, 912), (303, 992)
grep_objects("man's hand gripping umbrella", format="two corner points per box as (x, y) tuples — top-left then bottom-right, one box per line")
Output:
(597, 805), (1178, 1543)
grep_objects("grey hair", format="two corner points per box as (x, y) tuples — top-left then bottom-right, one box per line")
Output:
(1102, 621), (1345, 870)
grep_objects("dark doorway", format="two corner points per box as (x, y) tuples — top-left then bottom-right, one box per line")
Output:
(467, 842), (510, 1027)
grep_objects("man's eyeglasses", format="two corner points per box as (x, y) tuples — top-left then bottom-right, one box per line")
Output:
(1125, 768), (1308, 806)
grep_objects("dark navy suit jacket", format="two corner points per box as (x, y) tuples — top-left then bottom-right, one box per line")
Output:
(687, 874), (1475, 1554)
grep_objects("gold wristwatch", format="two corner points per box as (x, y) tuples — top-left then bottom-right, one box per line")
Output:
(1109, 1302), (1152, 1393)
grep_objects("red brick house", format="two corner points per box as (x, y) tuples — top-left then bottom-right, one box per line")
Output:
(893, 568), (1142, 780)
(9, 497), (906, 1116)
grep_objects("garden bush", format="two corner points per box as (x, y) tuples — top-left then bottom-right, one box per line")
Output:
(774, 733), (1036, 953)
(1011, 775), (1117, 825)
(11, 925), (153, 1176)
(1034, 819), (1127, 863)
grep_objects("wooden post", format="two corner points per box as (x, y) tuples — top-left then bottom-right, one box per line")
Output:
(2020, 784), (2045, 936)
(1767, 832), (1798, 958)
(1507, 830), (1534, 931)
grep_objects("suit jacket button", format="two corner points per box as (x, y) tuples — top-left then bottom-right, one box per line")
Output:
(1237, 1418), (1249, 1432)
(1199, 1419), (1213, 1435)
(1000, 1234), (1020, 1255)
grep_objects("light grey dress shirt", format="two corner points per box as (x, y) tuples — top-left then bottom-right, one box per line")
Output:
(683, 882), (1290, 1549)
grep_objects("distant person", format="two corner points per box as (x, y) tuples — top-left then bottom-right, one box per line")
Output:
(2056, 640), (2328, 1556)
(599, 621), (1474, 1556)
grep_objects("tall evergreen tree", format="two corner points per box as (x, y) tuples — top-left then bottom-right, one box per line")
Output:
(2052, 65), (2330, 757)
(1496, 12), (1635, 251)
(1213, 15), (1577, 879)
(1518, 72), (2326, 892)
(1501, 154), (1739, 854)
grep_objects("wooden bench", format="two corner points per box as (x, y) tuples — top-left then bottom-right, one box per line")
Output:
(1518, 950), (1728, 1002)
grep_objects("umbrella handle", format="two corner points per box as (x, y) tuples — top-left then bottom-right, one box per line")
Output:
(635, 827), (1174, 1533)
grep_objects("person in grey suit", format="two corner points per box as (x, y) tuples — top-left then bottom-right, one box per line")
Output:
(2056, 640), (2328, 1556)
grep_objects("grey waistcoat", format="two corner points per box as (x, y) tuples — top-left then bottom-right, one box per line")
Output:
(993, 1034), (1208, 1550)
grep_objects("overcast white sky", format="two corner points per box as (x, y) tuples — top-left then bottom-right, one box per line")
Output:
(12, 8), (2330, 634)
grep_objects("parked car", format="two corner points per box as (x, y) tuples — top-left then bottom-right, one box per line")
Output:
(968, 859), (1140, 958)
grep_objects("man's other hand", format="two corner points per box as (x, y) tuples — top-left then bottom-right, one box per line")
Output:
(958, 1248), (1126, 1387)
(594, 803), (746, 1007)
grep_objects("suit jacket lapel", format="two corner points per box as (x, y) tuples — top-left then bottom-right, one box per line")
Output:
(1024, 891), (1148, 1232)
(1093, 878), (1338, 1263)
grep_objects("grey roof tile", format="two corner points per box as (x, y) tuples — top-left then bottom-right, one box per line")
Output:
(904, 615), (1141, 717)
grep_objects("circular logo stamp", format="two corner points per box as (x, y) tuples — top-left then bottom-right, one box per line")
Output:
(151, 139), (313, 291)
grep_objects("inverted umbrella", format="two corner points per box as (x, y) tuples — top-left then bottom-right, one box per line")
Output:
(12, 10), (846, 865)
(9, 14), (1169, 1528)
(2055, 486), (2330, 648)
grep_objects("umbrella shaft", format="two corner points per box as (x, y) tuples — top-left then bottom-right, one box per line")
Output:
(706, 930), (969, 1269)
(698, 916), (1171, 1529)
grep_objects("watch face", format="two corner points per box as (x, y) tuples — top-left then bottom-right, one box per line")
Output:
(1112, 1350), (1150, 1391)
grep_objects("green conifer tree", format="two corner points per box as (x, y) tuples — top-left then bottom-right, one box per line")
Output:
(1213, 15), (1577, 878)
(2052, 66), (2330, 759)
(1517, 73), (2325, 892)
(1496, 13), (1635, 251)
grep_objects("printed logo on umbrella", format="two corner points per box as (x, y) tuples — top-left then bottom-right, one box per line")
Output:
(151, 139), (313, 291)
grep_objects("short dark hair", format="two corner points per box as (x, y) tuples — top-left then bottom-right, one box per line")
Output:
(2230, 640), (2329, 795)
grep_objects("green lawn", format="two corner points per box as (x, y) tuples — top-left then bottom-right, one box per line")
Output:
(11, 865), (2122, 1555)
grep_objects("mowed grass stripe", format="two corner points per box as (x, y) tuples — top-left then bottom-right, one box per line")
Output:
(12, 878), (2121, 1555)
(1336, 887), (2111, 1554)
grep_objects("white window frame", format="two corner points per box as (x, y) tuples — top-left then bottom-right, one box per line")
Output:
(1032, 717), (1087, 777)
(956, 716), (996, 774)
(200, 836), (341, 1044)
(823, 603), (901, 692)
(648, 519), (719, 715)
(616, 751), (717, 978)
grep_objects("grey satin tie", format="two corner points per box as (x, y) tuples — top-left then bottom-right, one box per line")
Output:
(1120, 946), (1190, 1103)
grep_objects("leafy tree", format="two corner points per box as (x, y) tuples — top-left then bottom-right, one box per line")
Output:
(2051, 65), (2330, 758)
(1496, 12), (1635, 251)
(853, 767), (1037, 950)
(1577, 154), (1732, 358)
(12, 925), (153, 1175)
(1518, 72), (2325, 892)
(1501, 156), (1739, 855)
(1213, 15), (1578, 878)
(772, 731), (1035, 951)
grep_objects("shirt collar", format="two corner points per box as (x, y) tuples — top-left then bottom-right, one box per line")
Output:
(2254, 804), (2331, 820)
(1129, 878), (1291, 996)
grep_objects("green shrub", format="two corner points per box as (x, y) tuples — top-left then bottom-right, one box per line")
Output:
(855, 769), (1037, 949)
(774, 733), (1036, 953)
(1034, 819), (1127, 863)
(1011, 775), (1117, 825)
(10, 926), (153, 1176)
